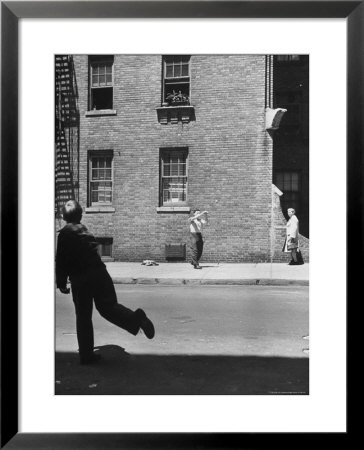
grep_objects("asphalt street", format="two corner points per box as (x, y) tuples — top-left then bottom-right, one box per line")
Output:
(55, 285), (309, 395)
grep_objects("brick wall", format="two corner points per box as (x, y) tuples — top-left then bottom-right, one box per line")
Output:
(69, 55), (274, 262)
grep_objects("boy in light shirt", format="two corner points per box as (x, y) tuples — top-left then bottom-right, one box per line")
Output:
(188, 209), (208, 269)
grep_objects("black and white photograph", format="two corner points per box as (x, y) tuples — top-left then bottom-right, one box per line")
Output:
(55, 53), (309, 395)
(1, 0), (353, 444)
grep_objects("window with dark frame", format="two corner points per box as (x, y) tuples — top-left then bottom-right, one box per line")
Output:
(89, 56), (114, 110)
(274, 171), (301, 219)
(160, 148), (188, 205)
(95, 237), (113, 258)
(276, 55), (301, 62)
(163, 56), (191, 105)
(89, 152), (113, 206)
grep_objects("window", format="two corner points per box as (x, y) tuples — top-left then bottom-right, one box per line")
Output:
(96, 237), (113, 258)
(276, 55), (301, 62)
(89, 152), (113, 206)
(163, 56), (190, 105)
(274, 171), (301, 219)
(89, 56), (114, 110)
(160, 149), (188, 205)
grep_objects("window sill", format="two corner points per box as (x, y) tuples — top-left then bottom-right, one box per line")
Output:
(156, 105), (195, 124)
(85, 110), (117, 117)
(156, 206), (191, 213)
(85, 206), (115, 213)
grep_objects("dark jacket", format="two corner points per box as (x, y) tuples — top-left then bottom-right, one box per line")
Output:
(56, 223), (104, 288)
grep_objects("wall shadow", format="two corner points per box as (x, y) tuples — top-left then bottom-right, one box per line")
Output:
(55, 345), (308, 395)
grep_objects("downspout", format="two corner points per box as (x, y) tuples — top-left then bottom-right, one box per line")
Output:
(265, 55), (274, 277)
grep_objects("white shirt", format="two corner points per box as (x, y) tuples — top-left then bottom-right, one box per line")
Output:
(190, 218), (206, 233)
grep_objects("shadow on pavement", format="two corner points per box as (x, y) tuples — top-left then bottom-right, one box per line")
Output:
(55, 344), (308, 395)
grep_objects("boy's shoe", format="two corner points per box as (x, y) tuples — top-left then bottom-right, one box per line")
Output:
(194, 265), (202, 269)
(135, 308), (155, 339)
(80, 353), (102, 365)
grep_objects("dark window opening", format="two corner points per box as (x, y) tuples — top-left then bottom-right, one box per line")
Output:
(91, 88), (113, 110)
(89, 55), (114, 110)
(274, 171), (301, 220)
(160, 148), (188, 205)
(163, 56), (190, 105)
(96, 237), (113, 257)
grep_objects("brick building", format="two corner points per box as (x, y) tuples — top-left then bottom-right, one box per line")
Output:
(55, 54), (309, 263)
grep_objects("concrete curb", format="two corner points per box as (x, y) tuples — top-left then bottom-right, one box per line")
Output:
(111, 277), (309, 286)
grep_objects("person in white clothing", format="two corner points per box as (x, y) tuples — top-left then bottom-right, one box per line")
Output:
(188, 209), (208, 269)
(282, 208), (300, 265)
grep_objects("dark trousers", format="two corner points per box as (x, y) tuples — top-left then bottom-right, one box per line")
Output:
(71, 266), (140, 357)
(190, 232), (204, 266)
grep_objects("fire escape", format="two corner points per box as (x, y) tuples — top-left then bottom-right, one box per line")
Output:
(55, 55), (80, 227)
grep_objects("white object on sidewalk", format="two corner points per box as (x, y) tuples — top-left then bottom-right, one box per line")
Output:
(141, 260), (159, 266)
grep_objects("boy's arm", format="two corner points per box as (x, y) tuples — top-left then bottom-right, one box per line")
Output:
(188, 211), (208, 222)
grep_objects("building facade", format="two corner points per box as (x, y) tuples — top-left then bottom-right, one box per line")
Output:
(55, 54), (309, 263)
(273, 55), (309, 238)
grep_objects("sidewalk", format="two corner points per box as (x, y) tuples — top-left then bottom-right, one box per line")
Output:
(105, 262), (309, 286)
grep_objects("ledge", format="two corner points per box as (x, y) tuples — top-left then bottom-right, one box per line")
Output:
(85, 206), (115, 213)
(272, 184), (283, 196)
(265, 107), (287, 130)
(85, 109), (117, 117)
(156, 105), (195, 124)
(156, 206), (191, 213)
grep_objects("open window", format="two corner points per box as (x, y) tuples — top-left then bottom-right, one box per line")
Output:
(163, 56), (190, 106)
(89, 55), (114, 110)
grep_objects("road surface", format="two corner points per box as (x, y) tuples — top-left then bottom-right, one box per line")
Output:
(56, 285), (309, 395)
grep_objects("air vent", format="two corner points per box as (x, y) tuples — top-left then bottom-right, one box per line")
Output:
(165, 243), (186, 260)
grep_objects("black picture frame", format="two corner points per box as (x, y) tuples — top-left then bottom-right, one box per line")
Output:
(1, 1), (357, 448)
